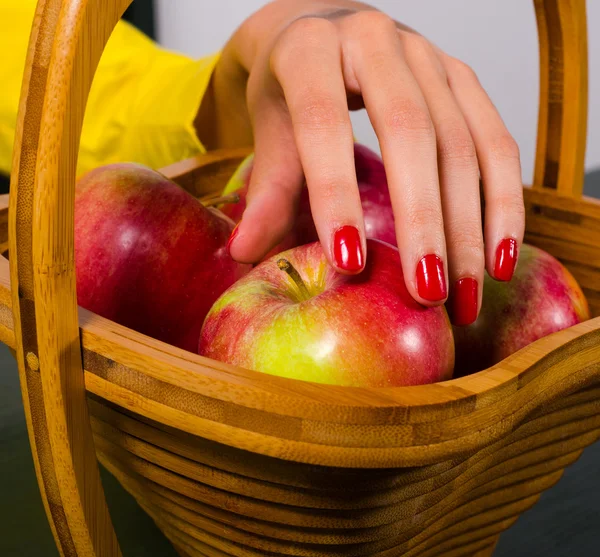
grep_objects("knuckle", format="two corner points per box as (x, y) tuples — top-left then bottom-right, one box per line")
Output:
(287, 16), (335, 41)
(272, 17), (334, 71)
(489, 133), (521, 164)
(347, 10), (397, 35)
(294, 95), (348, 132)
(382, 98), (434, 139)
(404, 34), (447, 79)
(490, 192), (525, 219)
(313, 179), (348, 205)
(406, 203), (442, 231)
(406, 33), (434, 56)
(437, 126), (477, 168)
(446, 57), (479, 82)
(447, 223), (484, 256)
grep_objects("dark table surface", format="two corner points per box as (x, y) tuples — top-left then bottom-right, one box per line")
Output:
(1, 171), (600, 556)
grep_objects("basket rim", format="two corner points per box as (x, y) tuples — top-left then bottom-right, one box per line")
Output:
(2, 202), (600, 466)
(80, 307), (600, 403)
(0, 242), (599, 416)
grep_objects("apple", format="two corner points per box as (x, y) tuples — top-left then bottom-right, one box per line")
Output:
(220, 143), (396, 257)
(75, 163), (251, 352)
(353, 143), (397, 246)
(199, 239), (454, 387)
(453, 243), (590, 376)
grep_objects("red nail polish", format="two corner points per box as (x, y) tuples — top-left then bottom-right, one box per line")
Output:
(416, 254), (447, 302)
(227, 223), (240, 255)
(452, 277), (478, 326)
(333, 226), (364, 272)
(494, 238), (518, 281)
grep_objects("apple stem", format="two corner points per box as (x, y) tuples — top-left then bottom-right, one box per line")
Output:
(200, 192), (240, 207)
(277, 259), (311, 300)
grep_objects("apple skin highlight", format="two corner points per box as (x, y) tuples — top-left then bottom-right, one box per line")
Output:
(453, 243), (590, 376)
(200, 239), (454, 387)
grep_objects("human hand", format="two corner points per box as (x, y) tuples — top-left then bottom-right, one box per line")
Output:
(200, 0), (525, 326)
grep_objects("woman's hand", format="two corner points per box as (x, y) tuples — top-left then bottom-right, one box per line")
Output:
(198, 0), (525, 326)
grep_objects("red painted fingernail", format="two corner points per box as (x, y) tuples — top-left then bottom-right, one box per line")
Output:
(227, 223), (240, 256)
(416, 254), (447, 302)
(333, 226), (364, 272)
(452, 278), (479, 326)
(494, 238), (518, 281)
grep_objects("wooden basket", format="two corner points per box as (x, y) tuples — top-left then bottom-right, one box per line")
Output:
(1, 0), (598, 556)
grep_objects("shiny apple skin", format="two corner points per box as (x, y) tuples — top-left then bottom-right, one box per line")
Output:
(220, 143), (396, 257)
(453, 243), (590, 376)
(199, 239), (454, 387)
(354, 143), (397, 246)
(75, 163), (251, 352)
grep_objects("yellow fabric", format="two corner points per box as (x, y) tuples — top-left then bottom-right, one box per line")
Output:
(0, 0), (220, 177)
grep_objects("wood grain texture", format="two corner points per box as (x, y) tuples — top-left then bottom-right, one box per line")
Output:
(8, 0), (131, 555)
(1, 0), (596, 556)
(533, 0), (587, 196)
(160, 148), (252, 197)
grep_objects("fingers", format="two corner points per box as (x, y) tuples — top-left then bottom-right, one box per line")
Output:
(442, 53), (525, 283)
(343, 12), (447, 305)
(228, 76), (304, 263)
(270, 17), (365, 273)
(400, 33), (484, 325)
(230, 6), (523, 332)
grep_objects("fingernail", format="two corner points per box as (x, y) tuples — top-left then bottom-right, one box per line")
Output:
(494, 238), (518, 281)
(227, 222), (240, 256)
(416, 254), (447, 302)
(333, 226), (363, 272)
(452, 277), (479, 326)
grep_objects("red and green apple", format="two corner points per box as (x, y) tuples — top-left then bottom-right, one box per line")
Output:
(199, 239), (454, 387)
(453, 243), (590, 376)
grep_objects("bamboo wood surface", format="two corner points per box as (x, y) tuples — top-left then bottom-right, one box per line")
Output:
(3, 0), (597, 556)
(9, 0), (131, 555)
(533, 0), (588, 196)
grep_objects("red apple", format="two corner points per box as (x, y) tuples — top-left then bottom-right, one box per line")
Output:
(453, 243), (590, 376)
(75, 163), (251, 352)
(220, 143), (396, 257)
(199, 239), (454, 387)
(354, 143), (397, 246)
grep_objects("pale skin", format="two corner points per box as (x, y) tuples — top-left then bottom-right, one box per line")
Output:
(195, 0), (525, 325)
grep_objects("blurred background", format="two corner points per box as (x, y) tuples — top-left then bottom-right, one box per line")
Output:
(1, 1), (599, 556)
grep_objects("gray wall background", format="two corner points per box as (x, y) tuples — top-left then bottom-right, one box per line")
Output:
(155, 0), (600, 182)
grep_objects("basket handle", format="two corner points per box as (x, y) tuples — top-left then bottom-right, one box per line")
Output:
(7, 1), (587, 556)
(533, 0), (587, 197)
(9, 0), (131, 555)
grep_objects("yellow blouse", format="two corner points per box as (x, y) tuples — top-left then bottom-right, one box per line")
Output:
(0, 0), (219, 177)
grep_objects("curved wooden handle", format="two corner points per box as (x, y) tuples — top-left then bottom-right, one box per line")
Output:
(533, 0), (588, 196)
(9, 0), (131, 555)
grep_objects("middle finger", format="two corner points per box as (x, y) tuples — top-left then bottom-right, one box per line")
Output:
(343, 11), (448, 305)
